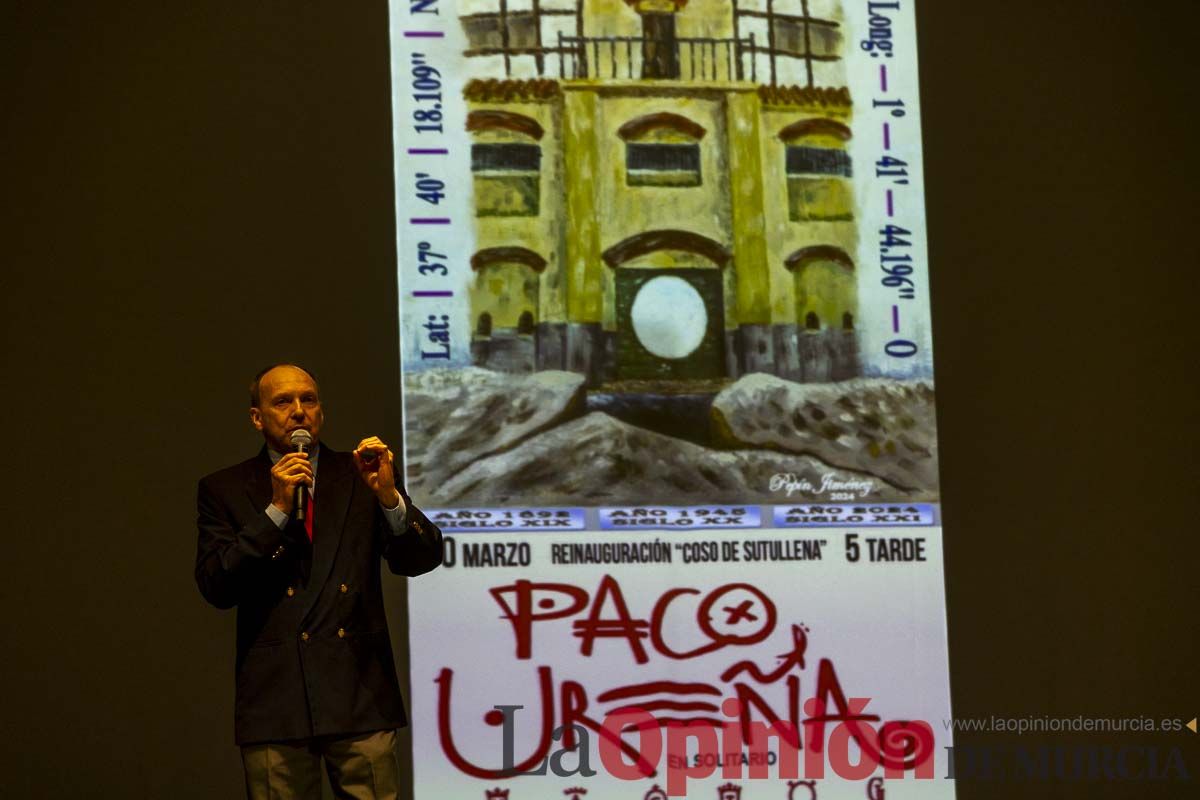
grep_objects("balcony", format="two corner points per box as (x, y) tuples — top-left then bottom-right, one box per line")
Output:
(460, 3), (845, 88)
(555, 33), (758, 83)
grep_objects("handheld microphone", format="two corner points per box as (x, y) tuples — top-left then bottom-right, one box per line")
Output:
(289, 429), (314, 522)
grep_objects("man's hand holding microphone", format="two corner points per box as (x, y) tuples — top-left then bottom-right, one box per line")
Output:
(269, 429), (314, 517)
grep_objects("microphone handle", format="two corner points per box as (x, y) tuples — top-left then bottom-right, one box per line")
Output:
(293, 441), (309, 521)
(294, 482), (308, 522)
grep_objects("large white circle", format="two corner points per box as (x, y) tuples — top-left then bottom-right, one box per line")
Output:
(630, 275), (708, 360)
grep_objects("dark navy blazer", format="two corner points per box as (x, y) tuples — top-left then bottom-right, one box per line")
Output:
(195, 444), (442, 745)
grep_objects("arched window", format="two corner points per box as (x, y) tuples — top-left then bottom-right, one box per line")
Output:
(468, 111), (543, 217)
(619, 113), (705, 188)
(786, 246), (856, 337)
(468, 247), (545, 345)
(779, 119), (853, 221)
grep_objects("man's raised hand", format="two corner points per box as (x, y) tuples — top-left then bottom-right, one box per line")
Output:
(354, 436), (401, 508)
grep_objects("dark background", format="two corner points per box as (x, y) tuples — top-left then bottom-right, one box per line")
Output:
(3, 1), (1197, 798)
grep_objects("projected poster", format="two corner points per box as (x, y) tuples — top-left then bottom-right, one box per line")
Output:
(390, 1), (952, 798)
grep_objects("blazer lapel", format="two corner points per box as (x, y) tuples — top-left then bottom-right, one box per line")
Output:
(302, 446), (354, 611)
(244, 446), (274, 514)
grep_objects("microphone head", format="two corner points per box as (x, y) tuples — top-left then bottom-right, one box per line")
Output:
(289, 429), (314, 450)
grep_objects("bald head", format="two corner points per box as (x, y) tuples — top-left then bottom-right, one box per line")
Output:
(248, 364), (325, 453)
(249, 363), (319, 408)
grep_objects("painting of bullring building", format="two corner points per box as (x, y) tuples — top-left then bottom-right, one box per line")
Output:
(464, 0), (858, 384)
(402, 0), (940, 507)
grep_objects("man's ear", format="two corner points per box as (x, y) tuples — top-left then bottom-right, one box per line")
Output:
(249, 407), (264, 432)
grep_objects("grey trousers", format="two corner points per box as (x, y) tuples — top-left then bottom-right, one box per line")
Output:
(241, 729), (400, 800)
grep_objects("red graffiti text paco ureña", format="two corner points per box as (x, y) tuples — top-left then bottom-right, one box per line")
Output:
(435, 575), (935, 795)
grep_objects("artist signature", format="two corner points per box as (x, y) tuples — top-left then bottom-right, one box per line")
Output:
(769, 472), (874, 498)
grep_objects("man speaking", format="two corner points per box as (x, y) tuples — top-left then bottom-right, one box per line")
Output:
(196, 363), (442, 799)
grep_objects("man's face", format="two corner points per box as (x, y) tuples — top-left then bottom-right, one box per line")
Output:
(250, 366), (325, 453)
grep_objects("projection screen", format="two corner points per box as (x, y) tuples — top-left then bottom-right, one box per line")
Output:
(389, 1), (952, 797)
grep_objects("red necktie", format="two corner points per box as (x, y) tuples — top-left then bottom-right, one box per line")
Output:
(304, 492), (314, 541)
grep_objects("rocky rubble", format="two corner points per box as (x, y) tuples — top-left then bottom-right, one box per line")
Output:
(403, 368), (586, 491)
(431, 412), (911, 506)
(710, 374), (938, 493)
(401, 368), (938, 506)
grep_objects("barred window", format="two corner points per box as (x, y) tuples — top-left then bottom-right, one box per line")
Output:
(786, 146), (852, 177)
(786, 143), (853, 221)
(626, 143), (701, 187)
(472, 143), (542, 172)
(471, 143), (541, 217)
(627, 143), (699, 172)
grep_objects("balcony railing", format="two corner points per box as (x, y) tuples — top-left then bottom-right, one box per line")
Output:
(555, 33), (757, 83)
(460, 0), (842, 87)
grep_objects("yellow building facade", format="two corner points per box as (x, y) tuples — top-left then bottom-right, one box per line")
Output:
(464, 0), (859, 385)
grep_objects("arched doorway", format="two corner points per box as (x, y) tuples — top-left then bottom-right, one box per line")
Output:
(603, 230), (731, 381)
